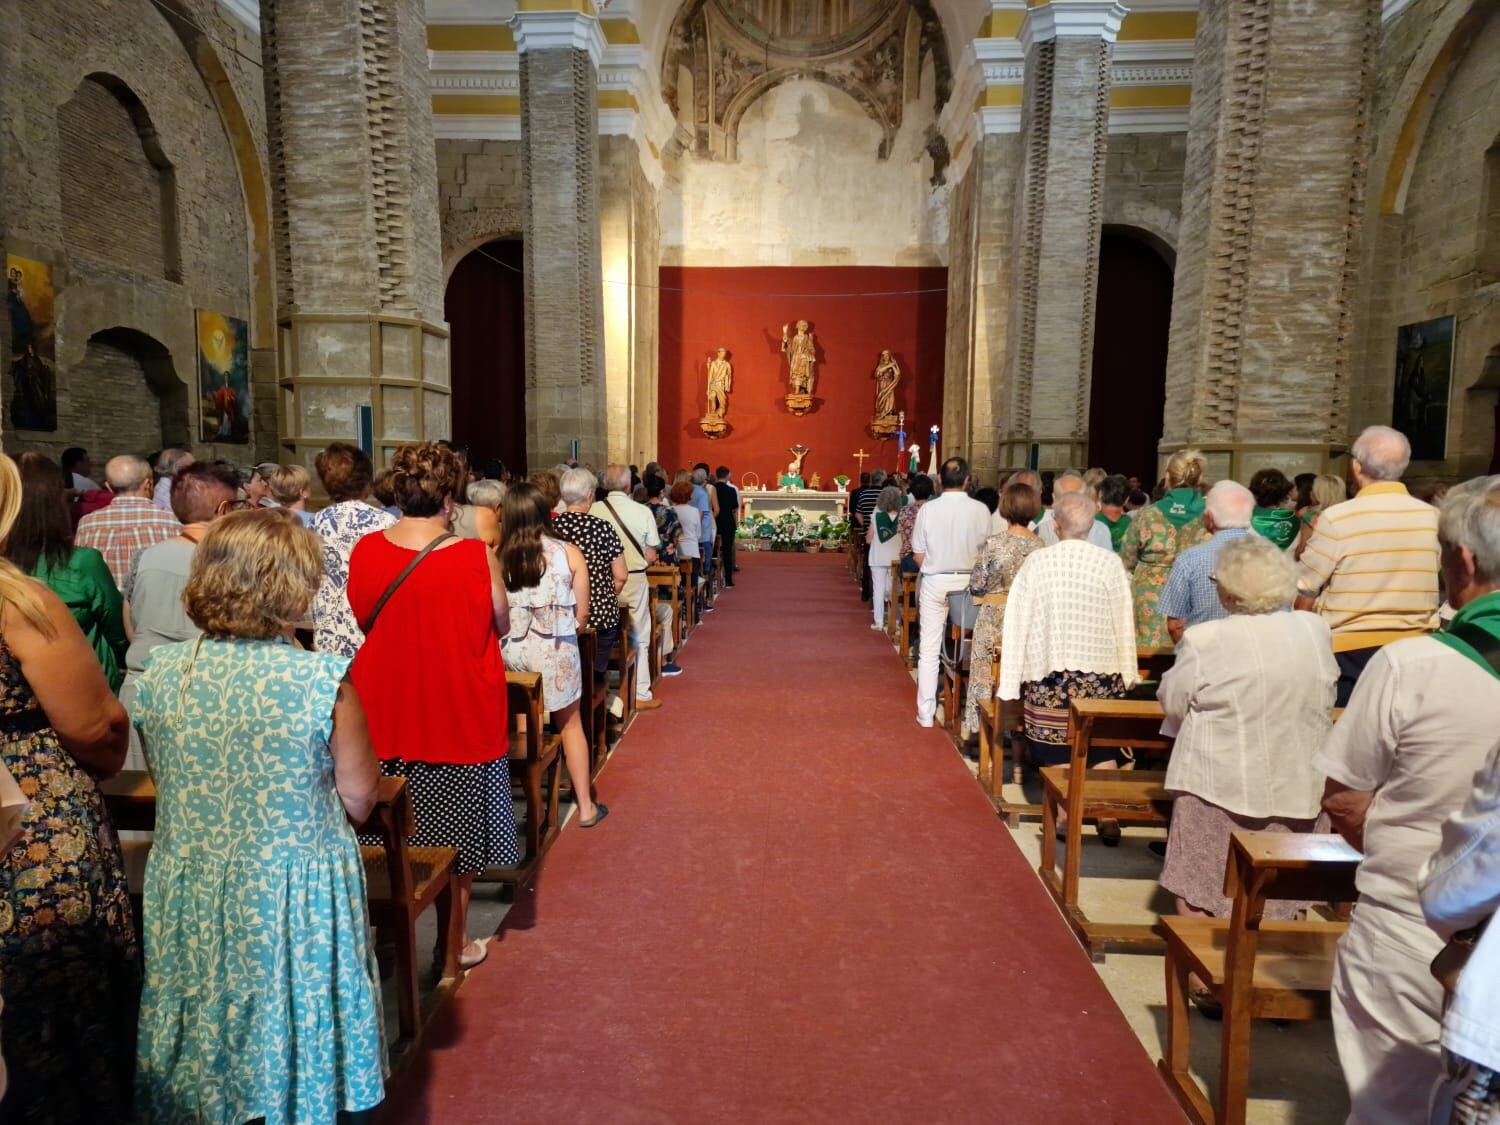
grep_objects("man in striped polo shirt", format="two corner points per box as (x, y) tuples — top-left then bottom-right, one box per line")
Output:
(1296, 425), (1439, 705)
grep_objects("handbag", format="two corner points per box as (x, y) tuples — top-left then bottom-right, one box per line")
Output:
(360, 532), (454, 635)
(603, 497), (648, 575)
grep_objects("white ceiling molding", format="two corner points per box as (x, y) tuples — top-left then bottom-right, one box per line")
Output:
(980, 105), (1023, 133)
(432, 115), (522, 141)
(1116, 0), (1198, 10)
(1021, 1), (1129, 51)
(1108, 105), (1189, 132)
(1111, 61), (1192, 85)
(1112, 38), (1195, 63)
(508, 9), (606, 68)
(428, 50), (520, 94)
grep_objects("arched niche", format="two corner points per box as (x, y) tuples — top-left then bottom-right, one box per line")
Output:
(444, 240), (527, 473)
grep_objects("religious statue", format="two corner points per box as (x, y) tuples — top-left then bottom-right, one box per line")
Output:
(781, 319), (816, 415)
(780, 443), (809, 490)
(700, 347), (732, 437)
(927, 424), (940, 476)
(870, 350), (900, 437)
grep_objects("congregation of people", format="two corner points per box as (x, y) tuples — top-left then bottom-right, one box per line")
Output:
(855, 426), (1500, 1124)
(0, 440), (740, 1123)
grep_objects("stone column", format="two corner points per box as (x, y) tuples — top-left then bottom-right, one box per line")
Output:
(513, 6), (608, 469)
(997, 1), (1123, 472)
(261, 0), (450, 468)
(1162, 0), (1379, 481)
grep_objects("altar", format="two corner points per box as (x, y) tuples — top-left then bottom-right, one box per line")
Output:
(738, 488), (848, 521)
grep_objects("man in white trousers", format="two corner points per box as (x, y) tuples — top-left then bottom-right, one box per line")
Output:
(592, 463), (665, 711)
(911, 457), (990, 727)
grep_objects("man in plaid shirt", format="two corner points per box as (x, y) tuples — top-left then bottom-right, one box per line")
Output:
(75, 454), (181, 585)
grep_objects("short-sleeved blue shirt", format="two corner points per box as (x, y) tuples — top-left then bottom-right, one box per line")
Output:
(1158, 527), (1255, 629)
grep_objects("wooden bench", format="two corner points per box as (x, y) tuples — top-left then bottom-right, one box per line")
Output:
(648, 565), (684, 652)
(1037, 699), (1177, 958)
(675, 560), (700, 638)
(1159, 831), (1362, 1125)
(501, 671), (564, 883)
(885, 562), (901, 639)
(894, 570), (918, 668)
(609, 605), (639, 731)
(360, 775), (464, 1049)
(577, 628), (609, 777)
(940, 591), (979, 745)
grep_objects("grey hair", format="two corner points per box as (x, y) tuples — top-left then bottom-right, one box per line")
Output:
(876, 484), (904, 514)
(559, 466), (599, 506)
(1052, 492), (1098, 540)
(1351, 425), (1412, 482)
(467, 479), (505, 510)
(871, 469), (888, 487)
(155, 447), (192, 474)
(692, 467), (708, 485)
(1011, 469), (1041, 492)
(1053, 470), (1086, 496)
(601, 464), (632, 493)
(1204, 480), (1254, 529)
(104, 454), (152, 492)
(1214, 536), (1298, 615)
(1439, 475), (1500, 583)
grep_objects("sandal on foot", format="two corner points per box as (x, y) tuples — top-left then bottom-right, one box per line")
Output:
(1097, 819), (1122, 847)
(459, 938), (489, 970)
(580, 803), (610, 829)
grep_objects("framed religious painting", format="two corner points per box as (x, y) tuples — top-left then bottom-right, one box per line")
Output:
(196, 309), (251, 443)
(5, 255), (58, 432)
(1392, 315), (1454, 462)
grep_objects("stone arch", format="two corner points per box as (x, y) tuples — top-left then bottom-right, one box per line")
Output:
(442, 208), (523, 285)
(1101, 204), (1177, 269)
(720, 69), (896, 161)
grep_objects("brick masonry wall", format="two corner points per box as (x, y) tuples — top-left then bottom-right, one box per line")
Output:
(439, 139), (524, 269)
(68, 336), (171, 458)
(0, 0), (270, 463)
(1103, 132), (1186, 251)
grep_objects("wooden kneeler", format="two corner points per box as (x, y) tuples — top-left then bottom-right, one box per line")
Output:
(359, 775), (463, 1048)
(1158, 832), (1361, 1125)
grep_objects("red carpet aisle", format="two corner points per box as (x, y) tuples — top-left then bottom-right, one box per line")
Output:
(379, 554), (1182, 1123)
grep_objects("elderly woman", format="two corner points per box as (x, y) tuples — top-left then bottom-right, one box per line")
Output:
(1295, 473), (1348, 560)
(266, 463), (316, 527)
(1158, 535), (1337, 921)
(347, 442), (516, 968)
(1121, 448), (1211, 647)
(1249, 467), (1298, 553)
(552, 467), (627, 678)
(961, 481), (1042, 740)
(867, 484), (905, 630)
(131, 509), (385, 1123)
(897, 473), (934, 574)
(311, 443), (397, 656)
(645, 474), (682, 566)
(453, 478), (503, 546)
(999, 493), (1138, 841)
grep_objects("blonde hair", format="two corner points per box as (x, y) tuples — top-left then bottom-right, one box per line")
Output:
(184, 508), (323, 639)
(267, 464), (311, 505)
(1165, 448), (1206, 490)
(1311, 473), (1346, 512)
(0, 454), (55, 637)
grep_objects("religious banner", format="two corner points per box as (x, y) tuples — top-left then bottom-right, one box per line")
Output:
(6, 255), (58, 432)
(197, 309), (251, 443)
(1392, 315), (1454, 461)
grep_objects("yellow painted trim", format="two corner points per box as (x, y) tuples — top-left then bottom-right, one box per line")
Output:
(1118, 12), (1197, 41)
(515, 0), (595, 12)
(979, 11), (1025, 38)
(980, 85), (1025, 108)
(597, 90), (639, 112)
(601, 18), (640, 44)
(1109, 84), (1192, 109)
(427, 25), (516, 52)
(432, 94), (521, 116)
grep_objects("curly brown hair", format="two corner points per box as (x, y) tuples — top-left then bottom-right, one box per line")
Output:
(387, 442), (464, 518)
(184, 508), (323, 639)
(315, 442), (376, 503)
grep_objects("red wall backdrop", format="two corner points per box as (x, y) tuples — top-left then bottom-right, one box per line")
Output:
(657, 266), (947, 486)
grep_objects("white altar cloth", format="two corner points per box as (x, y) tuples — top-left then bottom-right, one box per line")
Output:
(737, 489), (848, 521)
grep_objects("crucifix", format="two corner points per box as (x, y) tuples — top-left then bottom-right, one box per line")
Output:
(852, 449), (870, 474)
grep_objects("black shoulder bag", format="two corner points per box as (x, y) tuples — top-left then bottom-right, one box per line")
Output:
(359, 533), (454, 635)
(603, 497), (648, 575)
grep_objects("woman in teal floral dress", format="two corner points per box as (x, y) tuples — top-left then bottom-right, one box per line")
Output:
(131, 508), (386, 1124)
(0, 451), (136, 1124)
(1120, 450), (1211, 648)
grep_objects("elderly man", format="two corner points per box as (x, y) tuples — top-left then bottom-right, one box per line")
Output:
(1298, 425), (1439, 705)
(912, 457), (990, 727)
(152, 447), (194, 511)
(1159, 480), (1257, 644)
(554, 467), (635, 682)
(1313, 476), (1500, 1125)
(1035, 470), (1114, 551)
(75, 454), (181, 584)
(592, 463), (668, 710)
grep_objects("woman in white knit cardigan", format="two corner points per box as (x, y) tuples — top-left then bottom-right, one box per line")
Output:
(998, 492), (1139, 839)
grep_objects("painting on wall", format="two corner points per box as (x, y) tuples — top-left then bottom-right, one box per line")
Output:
(196, 309), (251, 443)
(1393, 315), (1455, 462)
(6, 255), (58, 432)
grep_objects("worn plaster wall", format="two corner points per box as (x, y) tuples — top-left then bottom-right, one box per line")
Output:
(0, 0), (271, 462)
(438, 138), (524, 276)
(1103, 132), (1185, 254)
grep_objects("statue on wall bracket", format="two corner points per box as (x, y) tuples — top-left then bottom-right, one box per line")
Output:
(700, 347), (732, 437)
(781, 319), (816, 416)
(870, 349), (900, 437)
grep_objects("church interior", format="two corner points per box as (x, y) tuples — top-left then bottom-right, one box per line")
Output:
(3, 0), (1500, 1123)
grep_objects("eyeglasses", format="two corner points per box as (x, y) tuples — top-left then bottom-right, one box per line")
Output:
(215, 498), (252, 514)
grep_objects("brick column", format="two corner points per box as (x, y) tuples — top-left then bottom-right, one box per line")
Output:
(262, 0), (450, 467)
(997, 1), (1123, 472)
(1162, 0), (1379, 481)
(513, 7), (607, 469)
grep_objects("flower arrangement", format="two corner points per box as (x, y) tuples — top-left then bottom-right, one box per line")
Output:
(834, 474), (851, 491)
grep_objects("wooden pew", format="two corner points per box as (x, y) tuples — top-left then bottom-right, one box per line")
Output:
(361, 775), (464, 1049)
(895, 570), (919, 668)
(676, 560), (699, 638)
(940, 590), (980, 745)
(1158, 831), (1362, 1125)
(1038, 699), (1177, 959)
(577, 628), (610, 778)
(501, 671), (564, 883)
(609, 605), (638, 732)
(885, 562), (901, 639)
(648, 564), (684, 652)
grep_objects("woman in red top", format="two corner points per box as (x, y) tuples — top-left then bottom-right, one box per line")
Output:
(348, 442), (513, 969)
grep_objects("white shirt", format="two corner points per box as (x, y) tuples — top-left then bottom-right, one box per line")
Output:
(1036, 508), (1114, 552)
(153, 475), (174, 512)
(591, 492), (661, 603)
(997, 539), (1138, 699)
(1313, 636), (1500, 919)
(71, 472), (101, 492)
(911, 490), (990, 575)
(1422, 737), (1500, 1070)
(1160, 611), (1337, 819)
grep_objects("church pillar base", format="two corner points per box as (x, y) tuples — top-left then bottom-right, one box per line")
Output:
(1155, 440), (1346, 484)
(997, 435), (1090, 473)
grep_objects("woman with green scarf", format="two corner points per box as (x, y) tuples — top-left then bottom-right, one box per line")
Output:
(1121, 449), (1211, 647)
(1249, 467), (1299, 553)
(867, 485), (905, 631)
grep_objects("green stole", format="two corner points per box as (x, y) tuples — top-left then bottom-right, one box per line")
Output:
(1096, 511), (1130, 552)
(1155, 487), (1204, 528)
(874, 511), (898, 543)
(1433, 591), (1500, 680)
(1251, 506), (1298, 550)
